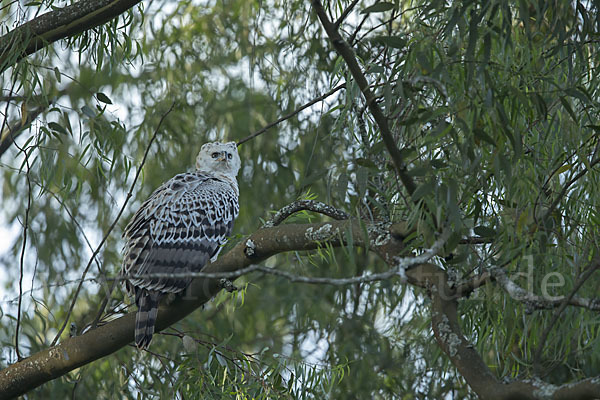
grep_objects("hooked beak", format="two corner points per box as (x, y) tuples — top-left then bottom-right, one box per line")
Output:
(217, 151), (227, 162)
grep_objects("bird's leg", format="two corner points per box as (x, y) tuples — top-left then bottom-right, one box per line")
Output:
(219, 278), (237, 292)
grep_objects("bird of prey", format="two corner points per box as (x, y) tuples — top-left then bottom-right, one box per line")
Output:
(121, 141), (240, 349)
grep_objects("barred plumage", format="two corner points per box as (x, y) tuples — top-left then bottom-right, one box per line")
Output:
(121, 142), (240, 349)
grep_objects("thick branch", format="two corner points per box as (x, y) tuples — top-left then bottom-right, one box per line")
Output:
(0, 220), (374, 398)
(0, 0), (141, 73)
(311, 0), (416, 195)
(422, 263), (600, 399)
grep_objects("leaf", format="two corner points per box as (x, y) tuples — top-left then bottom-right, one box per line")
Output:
(430, 159), (447, 169)
(361, 2), (395, 14)
(356, 157), (378, 169)
(407, 165), (428, 177)
(411, 180), (435, 201)
(474, 225), (497, 237)
(397, 146), (417, 160)
(215, 352), (227, 367)
(559, 96), (578, 123)
(336, 172), (348, 201)
(552, 164), (572, 177)
(81, 105), (96, 118)
(565, 87), (589, 104)
(48, 122), (68, 135)
(372, 35), (406, 49)
(367, 64), (384, 74)
(96, 92), (113, 104)
(53, 67), (61, 83)
(20, 102), (27, 125)
(356, 167), (368, 197)
(473, 128), (496, 146)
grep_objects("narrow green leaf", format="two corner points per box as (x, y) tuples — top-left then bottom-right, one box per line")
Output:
(565, 87), (589, 104)
(356, 167), (368, 197)
(48, 122), (67, 135)
(96, 92), (113, 104)
(552, 164), (571, 177)
(372, 35), (406, 49)
(559, 96), (578, 123)
(53, 67), (61, 83)
(81, 105), (96, 118)
(361, 2), (395, 13)
(356, 157), (378, 169)
(474, 225), (497, 237)
(407, 165), (428, 177)
(336, 172), (348, 202)
(473, 128), (496, 146)
(411, 180), (435, 201)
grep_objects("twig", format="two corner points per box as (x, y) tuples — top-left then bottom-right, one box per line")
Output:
(492, 267), (600, 311)
(540, 155), (600, 225)
(13, 124), (32, 362)
(115, 229), (449, 286)
(264, 200), (350, 227)
(116, 263), (399, 287)
(237, 83), (345, 146)
(311, 0), (417, 196)
(1, 78), (29, 361)
(50, 101), (176, 346)
(334, 0), (361, 27)
(116, 264), (262, 281)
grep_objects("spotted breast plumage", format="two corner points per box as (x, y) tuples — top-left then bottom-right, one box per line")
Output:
(121, 141), (241, 349)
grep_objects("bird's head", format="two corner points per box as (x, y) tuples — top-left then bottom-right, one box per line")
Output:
(195, 141), (241, 178)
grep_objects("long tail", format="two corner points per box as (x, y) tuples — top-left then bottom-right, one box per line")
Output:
(134, 289), (161, 349)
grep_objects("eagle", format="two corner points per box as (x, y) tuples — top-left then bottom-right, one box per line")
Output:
(121, 141), (240, 349)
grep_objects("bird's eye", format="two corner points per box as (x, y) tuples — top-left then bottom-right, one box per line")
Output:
(211, 152), (219, 159)
(227, 153), (232, 160)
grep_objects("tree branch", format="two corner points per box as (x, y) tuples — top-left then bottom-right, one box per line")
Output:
(237, 83), (345, 146)
(0, 0), (142, 73)
(0, 220), (378, 398)
(424, 263), (600, 399)
(492, 267), (600, 311)
(311, 0), (416, 196)
(264, 200), (350, 227)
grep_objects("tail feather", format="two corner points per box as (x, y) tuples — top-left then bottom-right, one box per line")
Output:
(135, 289), (161, 349)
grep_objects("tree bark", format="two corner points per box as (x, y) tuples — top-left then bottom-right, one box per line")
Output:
(0, 0), (142, 73)
(0, 220), (368, 398)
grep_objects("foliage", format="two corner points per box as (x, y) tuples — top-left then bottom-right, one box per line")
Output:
(1, 0), (600, 398)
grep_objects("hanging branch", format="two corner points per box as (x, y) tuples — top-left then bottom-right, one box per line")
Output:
(12, 129), (33, 362)
(0, 0), (142, 73)
(311, 0), (416, 196)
